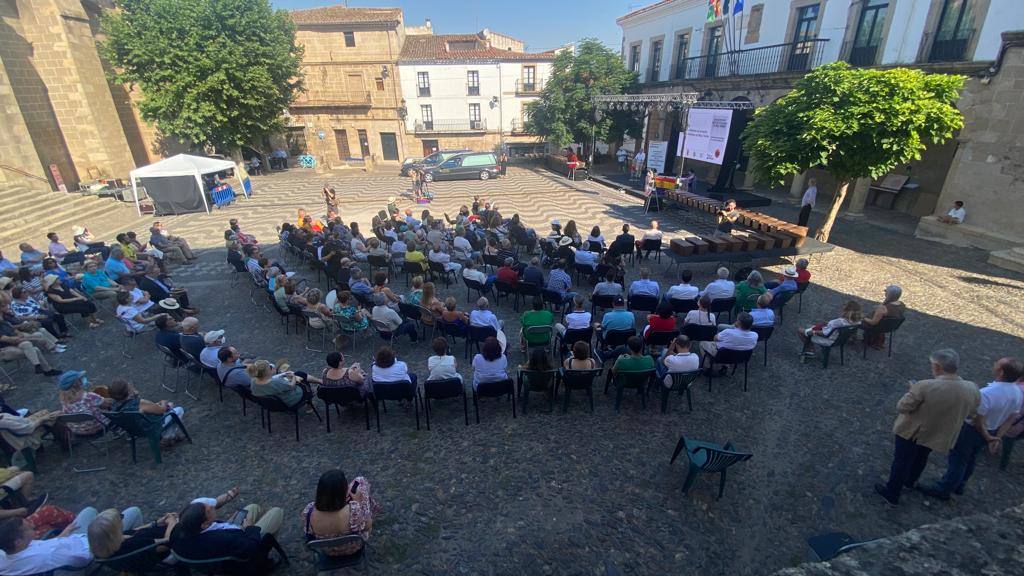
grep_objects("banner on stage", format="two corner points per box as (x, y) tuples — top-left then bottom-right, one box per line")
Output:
(679, 109), (733, 165)
(647, 140), (669, 174)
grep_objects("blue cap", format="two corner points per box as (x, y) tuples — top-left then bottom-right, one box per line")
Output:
(57, 370), (86, 390)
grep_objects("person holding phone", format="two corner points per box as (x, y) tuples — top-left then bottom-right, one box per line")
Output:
(302, 469), (380, 556)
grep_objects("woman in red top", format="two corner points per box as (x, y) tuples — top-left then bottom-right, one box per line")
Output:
(644, 302), (678, 339)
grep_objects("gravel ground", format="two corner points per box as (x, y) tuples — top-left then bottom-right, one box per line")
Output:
(7, 167), (1023, 575)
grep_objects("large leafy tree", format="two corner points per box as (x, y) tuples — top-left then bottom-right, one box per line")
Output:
(741, 62), (964, 241)
(525, 38), (640, 151)
(101, 0), (303, 154)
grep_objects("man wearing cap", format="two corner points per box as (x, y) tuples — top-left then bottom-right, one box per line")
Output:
(179, 317), (204, 361)
(0, 315), (60, 376)
(200, 330), (226, 368)
(765, 267), (800, 299)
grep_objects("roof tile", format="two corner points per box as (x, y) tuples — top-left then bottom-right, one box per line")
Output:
(290, 5), (402, 25)
(399, 34), (556, 62)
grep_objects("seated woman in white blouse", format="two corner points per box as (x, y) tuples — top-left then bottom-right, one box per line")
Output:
(470, 337), (508, 391)
(370, 346), (417, 387)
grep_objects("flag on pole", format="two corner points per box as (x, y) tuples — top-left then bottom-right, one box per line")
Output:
(706, 0), (716, 22)
(715, 0), (723, 18)
(722, 0), (731, 15)
(733, 0), (744, 14)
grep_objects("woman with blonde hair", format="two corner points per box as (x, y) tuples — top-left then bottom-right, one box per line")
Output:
(797, 300), (863, 360)
(303, 288), (333, 330)
(87, 507), (175, 566)
(418, 282), (443, 327)
(247, 360), (317, 409)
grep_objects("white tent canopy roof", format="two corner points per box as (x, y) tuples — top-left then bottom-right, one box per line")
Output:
(129, 154), (236, 179)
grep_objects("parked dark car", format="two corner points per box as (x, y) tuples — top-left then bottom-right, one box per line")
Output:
(410, 149), (472, 174)
(399, 156), (422, 176)
(422, 152), (500, 182)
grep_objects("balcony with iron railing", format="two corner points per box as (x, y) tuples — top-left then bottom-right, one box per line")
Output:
(510, 117), (531, 134)
(414, 119), (488, 133)
(514, 78), (544, 95)
(291, 91), (372, 108)
(927, 29), (975, 63)
(671, 39), (830, 81)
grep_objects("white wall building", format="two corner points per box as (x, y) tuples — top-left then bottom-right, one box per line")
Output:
(618, 0), (1024, 85)
(397, 32), (557, 157)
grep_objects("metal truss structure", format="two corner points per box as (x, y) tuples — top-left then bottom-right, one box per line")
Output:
(593, 93), (755, 112)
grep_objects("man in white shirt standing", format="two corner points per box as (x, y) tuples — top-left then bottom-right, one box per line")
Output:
(632, 149), (646, 179)
(616, 147), (628, 173)
(937, 200), (966, 225)
(798, 177), (817, 227)
(700, 267), (735, 302)
(921, 357), (1024, 500)
(664, 269), (699, 302)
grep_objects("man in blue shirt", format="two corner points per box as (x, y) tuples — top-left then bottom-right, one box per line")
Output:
(748, 294), (775, 327)
(574, 247), (598, 271)
(154, 315), (182, 354)
(601, 297), (635, 332)
(0, 251), (16, 273)
(628, 268), (660, 298)
(522, 257), (545, 286)
(767, 267), (799, 299)
(545, 260), (575, 308)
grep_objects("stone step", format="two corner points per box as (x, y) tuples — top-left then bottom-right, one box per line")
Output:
(0, 194), (104, 228)
(0, 197), (146, 257)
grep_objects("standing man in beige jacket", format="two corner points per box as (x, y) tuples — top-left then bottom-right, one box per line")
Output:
(875, 349), (980, 505)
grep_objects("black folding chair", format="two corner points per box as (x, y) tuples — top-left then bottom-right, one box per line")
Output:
(590, 293), (616, 316)
(437, 319), (470, 358)
(494, 280), (517, 309)
(682, 323), (718, 343)
(464, 277), (493, 302)
(467, 325), (497, 359)
(306, 535), (367, 574)
(644, 330), (679, 355)
(559, 368), (602, 413)
(669, 298), (699, 315)
(709, 297), (737, 324)
(637, 238), (662, 262)
(702, 347), (755, 392)
(795, 281), (810, 313)
(473, 378), (516, 423)
(517, 369), (559, 414)
(557, 327), (593, 356)
(423, 377), (468, 429)
(252, 394), (322, 442)
(317, 386), (371, 433)
(371, 379), (420, 432)
(860, 317), (905, 359)
(751, 325), (774, 367)
(428, 260), (455, 287)
(605, 369), (653, 412)
(628, 294), (659, 315)
(516, 282), (542, 312)
(654, 370), (701, 413)
(817, 325), (858, 368)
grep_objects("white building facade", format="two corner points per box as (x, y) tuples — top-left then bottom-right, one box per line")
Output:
(397, 33), (556, 158)
(619, 0), (1023, 85)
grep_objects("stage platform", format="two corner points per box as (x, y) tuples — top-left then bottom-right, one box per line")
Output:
(589, 172), (773, 209)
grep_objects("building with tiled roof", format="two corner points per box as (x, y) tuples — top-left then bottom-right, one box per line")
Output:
(284, 4), (409, 169)
(283, 4), (559, 166)
(289, 5), (403, 26)
(397, 29), (560, 158)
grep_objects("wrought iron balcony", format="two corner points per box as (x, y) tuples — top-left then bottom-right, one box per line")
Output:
(928, 29), (974, 63)
(414, 119), (487, 133)
(514, 79), (544, 95)
(510, 117), (530, 134)
(672, 39), (829, 81)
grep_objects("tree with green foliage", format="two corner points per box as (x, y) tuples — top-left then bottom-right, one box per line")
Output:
(101, 0), (303, 155)
(741, 62), (964, 241)
(525, 38), (640, 153)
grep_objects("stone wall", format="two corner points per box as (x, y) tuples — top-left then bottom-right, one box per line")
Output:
(0, 0), (137, 190)
(291, 24), (406, 167)
(916, 30), (1024, 249)
(772, 503), (1024, 576)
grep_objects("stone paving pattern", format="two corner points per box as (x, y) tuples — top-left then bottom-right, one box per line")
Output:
(7, 166), (1024, 575)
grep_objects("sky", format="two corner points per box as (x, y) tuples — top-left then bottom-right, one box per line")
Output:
(271, 0), (640, 52)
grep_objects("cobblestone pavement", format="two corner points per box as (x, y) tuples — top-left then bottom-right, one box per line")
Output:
(8, 166), (1024, 575)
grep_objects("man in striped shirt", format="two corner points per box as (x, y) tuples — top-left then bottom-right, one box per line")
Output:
(545, 259), (575, 311)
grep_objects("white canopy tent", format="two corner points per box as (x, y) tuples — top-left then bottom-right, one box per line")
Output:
(129, 154), (243, 216)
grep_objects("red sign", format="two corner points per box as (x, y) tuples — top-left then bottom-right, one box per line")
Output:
(48, 164), (67, 193)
